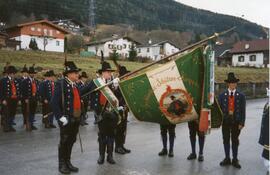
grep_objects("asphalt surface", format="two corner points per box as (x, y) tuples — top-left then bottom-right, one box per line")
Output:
(0, 98), (268, 175)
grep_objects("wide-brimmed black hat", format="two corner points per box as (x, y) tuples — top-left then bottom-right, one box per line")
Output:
(21, 64), (28, 73)
(98, 61), (115, 74)
(44, 70), (56, 77)
(224, 72), (240, 83)
(28, 65), (37, 74)
(63, 61), (81, 75)
(119, 65), (130, 76)
(79, 71), (88, 79)
(6, 65), (18, 74)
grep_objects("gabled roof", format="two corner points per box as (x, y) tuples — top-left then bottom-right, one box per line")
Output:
(152, 40), (179, 49)
(230, 39), (269, 54)
(6, 19), (70, 34)
(86, 36), (141, 46)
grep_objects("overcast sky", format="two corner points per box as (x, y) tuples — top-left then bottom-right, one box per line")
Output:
(175, 0), (270, 28)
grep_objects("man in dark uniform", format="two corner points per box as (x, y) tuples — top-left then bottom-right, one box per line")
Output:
(76, 71), (89, 126)
(158, 123), (176, 157)
(259, 96), (269, 173)
(219, 72), (246, 169)
(186, 120), (205, 161)
(21, 65), (39, 131)
(19, 65), (29, 126)
(50, 61), (82, 174)
(81, 61), (119, 165)
(39, 70), (56, 128)
(0, 65), (20, 132)
(114, 65), (131, 155)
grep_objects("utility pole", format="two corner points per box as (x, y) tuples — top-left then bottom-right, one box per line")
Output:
(88, 0), (96, 36)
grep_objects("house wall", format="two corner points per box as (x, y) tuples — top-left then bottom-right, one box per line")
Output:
(87, 38), (136, 58)
(163, 43), (179, 56)
(13, 35), (64, 52)
(137, 46), (161, 61)
(232, 52), (264, 67)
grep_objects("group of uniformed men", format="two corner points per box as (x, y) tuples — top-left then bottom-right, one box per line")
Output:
(0, 61), (261, 174)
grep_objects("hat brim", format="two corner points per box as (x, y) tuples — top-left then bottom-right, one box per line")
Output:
(224, 79), (240, 83)
(98, 69), (115, 74)
(63, 68), (81, 75)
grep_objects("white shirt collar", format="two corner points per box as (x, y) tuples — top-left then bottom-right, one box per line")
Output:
(65, 77), (75, 87)
(228, 89), (236, 96)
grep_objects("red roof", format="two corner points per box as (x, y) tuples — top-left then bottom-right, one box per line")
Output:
(6, 19), (70, 34)
(230, 39), (269, 54)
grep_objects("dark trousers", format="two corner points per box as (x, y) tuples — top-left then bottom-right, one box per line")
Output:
(115, 110), (128, 148)
(160, 124), (176, 151)
(42, 102), (54, 125)
(188, 121), (205, 155)
(80, 99), (89, 124)
(59, 120), (80, 162)
(21, 100), (27, 124)
(222, 118), (241, 159)
(28, 98), (37, 125)
(97, 111), (118, 157)
(1, 99), (18, 128)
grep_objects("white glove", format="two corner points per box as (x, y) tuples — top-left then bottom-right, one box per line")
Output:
(59, 116), (68, 126)
(117, 106), (124, 111)
(113, 78), (120, 88)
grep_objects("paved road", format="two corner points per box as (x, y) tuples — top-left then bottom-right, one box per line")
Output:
(0, 98), (268, 175)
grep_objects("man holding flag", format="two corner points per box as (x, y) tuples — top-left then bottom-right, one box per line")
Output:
(81, 61), (120, 165)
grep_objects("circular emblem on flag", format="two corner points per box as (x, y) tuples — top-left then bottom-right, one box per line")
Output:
(159, 86), (193, 119)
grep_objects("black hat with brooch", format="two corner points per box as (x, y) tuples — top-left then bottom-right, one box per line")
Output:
(224, 72), (240, 83)
(63, 61), (81, 75)
(28, 64), (37, 74)
(119, 65), (130, 76)
(6, 65), (18, 74)
(44, 70), (56, 77)
(98, 61), (115, 74)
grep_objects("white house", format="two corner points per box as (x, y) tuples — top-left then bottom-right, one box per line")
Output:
(6, 20), (70, 52)
(137, 40), (180, 61)
(51, 19), (87, 35)
(153, 40), (180, 58)
(137, 45), (161, 61)
(86, 36), (140, 58)
(230, 39), (269, 68)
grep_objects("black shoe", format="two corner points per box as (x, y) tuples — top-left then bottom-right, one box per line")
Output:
(122, 146), (131, 154)
(198, 154), (204, 162)
(115, 147), (126, 154)
(220, 158), (231, 166)
(49, 124), (56, 128)
(84, 122), (89, 125)
(168, 150), (174, 157)
(97, 155), (105, 164)
(187, 153), (197, 160)
(66, 160), (79, 172)
(9, 127), (16, 132)
(232, 159), (241, 169)
(107, 155), (116, 164)
(31, 125), (38, 130)
(158, 149), (168, 156)
(59, 162), (71, 174)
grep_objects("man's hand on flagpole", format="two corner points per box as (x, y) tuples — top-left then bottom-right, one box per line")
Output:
(113, 78), (120, 88)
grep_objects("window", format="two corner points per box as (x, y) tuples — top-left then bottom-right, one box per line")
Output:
(56, 41), (60, 46)
(108, 44), (112, 49)
(138, 48), (141, 53)
(56, 30), (60, 34)
(31, 27), (35, 31)
(123, 44), (127, 49)
(249, 55), (256, 61)
(147, 48), (150, 52)
(117, 45), (122, 50)
(49, 30), (53, 36)
(238, 56), (244, 62)
(44, 29), (48, 35)
(37, 28), (41, 32)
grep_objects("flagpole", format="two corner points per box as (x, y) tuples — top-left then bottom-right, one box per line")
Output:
(81, 27), (236, 97)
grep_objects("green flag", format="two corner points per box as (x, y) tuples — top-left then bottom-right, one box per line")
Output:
(119, 46), (223, 127)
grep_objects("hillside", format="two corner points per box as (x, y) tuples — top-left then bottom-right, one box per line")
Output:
(0, 50), (268, 84)
(0, 0), (267, 41)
